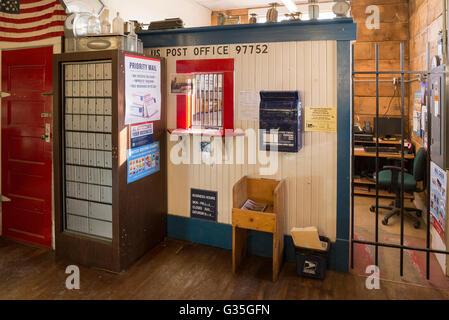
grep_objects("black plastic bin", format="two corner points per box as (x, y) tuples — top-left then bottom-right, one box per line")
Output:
(295, 236), (331, 280)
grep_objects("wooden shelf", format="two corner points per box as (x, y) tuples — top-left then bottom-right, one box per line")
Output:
(354, 138), (410, 145)
(354, 189), (414, 200)
(354, 149), (415, 159)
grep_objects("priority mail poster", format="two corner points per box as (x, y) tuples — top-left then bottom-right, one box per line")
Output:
(124, 54), (161, 125)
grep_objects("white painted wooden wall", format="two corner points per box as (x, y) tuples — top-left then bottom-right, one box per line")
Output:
(145, 40), (338, 240)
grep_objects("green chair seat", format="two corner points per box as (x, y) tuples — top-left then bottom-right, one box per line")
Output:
(378, 170), (417, 192)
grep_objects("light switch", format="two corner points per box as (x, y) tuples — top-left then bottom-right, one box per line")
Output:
(80, 115), (88, 131)
(88, 150), (96, 166)
(72, 115), (80, 131)
(72, 132), (80, 148)
(72, 148), (80, 165)
(104, 99), (112, 115)
(80, 98), (88, 114)
(96, 99), (104, 114)
(100, 186), (112, 204)
(96, 64), (104, 79)
(104, 63), (112, 79)
(96, 150), (104, 167)
(65, 98), (73, 114)
(104, 151), (112, 168)
(104, 116), (112, 132)
(100, 169), (112, 186)
(88, 99), (96, 115)
(95, 81), (104, 97)
(79, 64), (88, 80)
(88, 133), (96, 149)
(88, 64), (96, 79)
(80, 149), (88, 166)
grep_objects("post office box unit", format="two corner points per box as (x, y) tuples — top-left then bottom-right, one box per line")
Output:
(88, 185), (101, 202)
(72, 81), (80, 97)
(66, 214), (89, 234)
(54, 51), (166, 272)
(100, 186), (112, 204)
(65, 64), (73, 80)
(80, 81), (88, 97)
(104, 99), (112, 115)
(80, 115), (88, 131)
(72, 115), (80, 131)
(95, 115), (104, 132)
(95, 63), (104, 79)
(72, 148), (81, 165)
(104, 116), (112, 132)
(104, 134), (112, 151)
(89, 219), (112, 239)
(87, 81), (95, 97)
(65, 98), (73, 114)
(89, 202), (112, 221)
(88, 99), (96, 114)
(96, 150), (105, 167)
(72, 132), (81, 148)
(100, 169), (112, 186)
(80, 98), (88, 114)
(88, 115), (96, 132)
(66, 198), (88, 217)
(96, 99), (104, 114)
(80, 133), (88, 149)
(95, 81), (104, 97)
(88, 150), (96, 167)
(104, 151), (112, 168)
(79, 64), (88, 80)
(72, 64), (80, 80)
(88, 64), (96, 79)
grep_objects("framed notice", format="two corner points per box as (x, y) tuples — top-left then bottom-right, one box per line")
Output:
(305, 106), (337, 132)
(125, 54), (161, 125)
(190, 188), (217, 222)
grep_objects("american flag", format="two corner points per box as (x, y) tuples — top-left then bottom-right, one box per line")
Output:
(0, 0), (66, 42)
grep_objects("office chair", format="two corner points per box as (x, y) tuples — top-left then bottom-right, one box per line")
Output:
(369, 147), (427, 229)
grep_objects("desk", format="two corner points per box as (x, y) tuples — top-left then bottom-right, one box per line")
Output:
(354, 145), (415, 199)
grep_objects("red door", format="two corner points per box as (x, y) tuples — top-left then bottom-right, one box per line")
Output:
(1, 46), (53, 248)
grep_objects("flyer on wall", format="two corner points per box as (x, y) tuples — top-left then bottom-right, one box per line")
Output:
(430, 161), (447, 240)
(127, 142), (160, 184)
(124, 54), (161, 125)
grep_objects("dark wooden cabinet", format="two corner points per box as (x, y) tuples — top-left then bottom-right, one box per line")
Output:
(53, 50), (167, 272)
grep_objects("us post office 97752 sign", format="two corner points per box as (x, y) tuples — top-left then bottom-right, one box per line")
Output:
(124, 54), (161, 125)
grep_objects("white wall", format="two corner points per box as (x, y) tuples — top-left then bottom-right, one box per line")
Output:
(102, 0), (212, 27)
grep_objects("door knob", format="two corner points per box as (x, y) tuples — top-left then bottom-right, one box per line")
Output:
(41, 123), (51, 142)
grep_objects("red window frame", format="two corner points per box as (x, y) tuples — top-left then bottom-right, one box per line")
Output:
(176, 59), (234, 131)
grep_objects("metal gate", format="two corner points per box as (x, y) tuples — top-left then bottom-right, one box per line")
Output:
(351, 42), (449, 279)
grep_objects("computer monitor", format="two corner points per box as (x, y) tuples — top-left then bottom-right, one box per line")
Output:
(373, 117), (402, 138)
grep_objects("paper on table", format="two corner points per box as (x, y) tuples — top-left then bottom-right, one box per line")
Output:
(238, 91), (260, 121)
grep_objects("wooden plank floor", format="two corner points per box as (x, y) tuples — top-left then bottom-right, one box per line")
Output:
(1, 237), (449, 300)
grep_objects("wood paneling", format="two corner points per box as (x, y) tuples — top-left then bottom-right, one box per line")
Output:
(146, 40), (338, 241)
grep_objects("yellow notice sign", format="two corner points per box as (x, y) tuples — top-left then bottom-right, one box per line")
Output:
(305, 106), (337, 132)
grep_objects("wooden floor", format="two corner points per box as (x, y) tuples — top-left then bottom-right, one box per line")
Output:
(1, 237), (449, 300)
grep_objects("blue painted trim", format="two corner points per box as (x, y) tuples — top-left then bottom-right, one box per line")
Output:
(336, 40), (352, 273)
(167, 214), (338, 271)
(139, 19), (357, 48)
